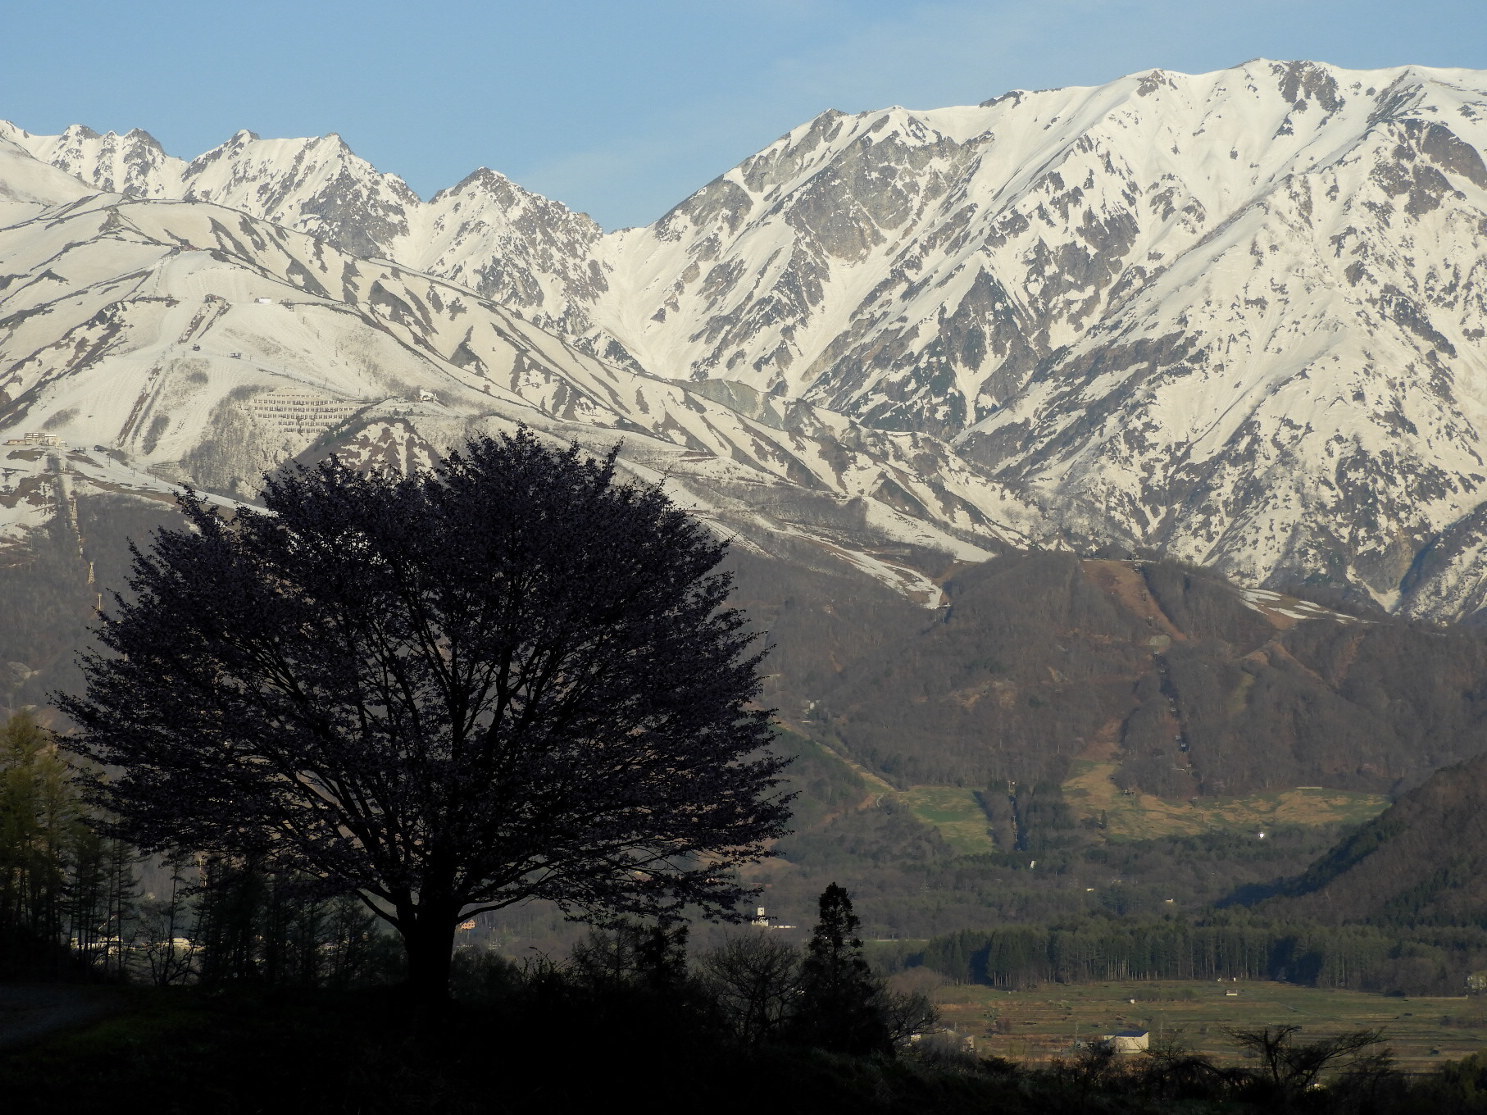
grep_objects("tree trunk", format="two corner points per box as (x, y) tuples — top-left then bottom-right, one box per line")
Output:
(401, 905), (458, 1006)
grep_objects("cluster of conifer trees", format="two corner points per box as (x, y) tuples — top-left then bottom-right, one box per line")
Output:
(914, 919), (1487, 996)
(478, 883), (936, 1059)
(0, 711), (130, 979)
(0, 711), (396, 987)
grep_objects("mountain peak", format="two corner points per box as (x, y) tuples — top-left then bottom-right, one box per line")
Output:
(5, 61), (1487, 620)
(442, 165), (516, 194)
(122, 127), (164, 151)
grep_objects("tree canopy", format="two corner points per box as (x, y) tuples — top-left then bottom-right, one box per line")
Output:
(58, 429), (791, 999)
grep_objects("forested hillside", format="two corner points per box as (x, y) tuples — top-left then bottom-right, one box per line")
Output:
(1263, 750), (1487, 926)
(759, 551), (1487, 800)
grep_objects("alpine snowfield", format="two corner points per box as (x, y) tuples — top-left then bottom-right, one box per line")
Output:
(4, 59), (1487, 619)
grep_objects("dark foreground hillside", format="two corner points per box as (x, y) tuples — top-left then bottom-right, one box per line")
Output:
(0, 983), (1045, 1115)
(5, 982), (1487, 1115)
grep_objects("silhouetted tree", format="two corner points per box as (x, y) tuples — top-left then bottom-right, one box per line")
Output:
(59, 430), (791, 1003)
(194, 853), (268, 985)
(700, 931), (801, 1045)
(568, 919), (691, 993)
(790, 883), (893, 1055)
(1228, 1024), (1393, 1102)
(135, 847), (198, 986)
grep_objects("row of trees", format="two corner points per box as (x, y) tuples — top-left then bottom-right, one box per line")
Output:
(0, 710), (132, 979)
(916, 919), (1487, 995)
(5, 694), (921, 1025)
(1, 709), (396, 987)
(1036, 1023), (1405, 1111)
(2, 713), (929, 1056)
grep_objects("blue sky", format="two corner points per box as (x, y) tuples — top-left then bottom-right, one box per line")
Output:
(3, 0), (1482, 229)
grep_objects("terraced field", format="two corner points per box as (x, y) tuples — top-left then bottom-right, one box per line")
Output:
(929, 979), (1487, 1072)
(896, 772), (1387, 850)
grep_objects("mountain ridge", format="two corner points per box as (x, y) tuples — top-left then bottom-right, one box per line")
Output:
(4, 58), (1487, 626)
(11, 72), (1487, 922)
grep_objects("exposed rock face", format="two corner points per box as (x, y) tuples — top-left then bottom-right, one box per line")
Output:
(584, 62), (1487, 618)
(4, 59), (1487, 620)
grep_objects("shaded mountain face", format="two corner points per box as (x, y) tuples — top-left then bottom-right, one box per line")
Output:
(1260, 749), (1487, 925)
(8, 60), (1486, 619)
(776, 551), (1487, 802)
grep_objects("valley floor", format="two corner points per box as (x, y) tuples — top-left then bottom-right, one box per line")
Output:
(933, 979), (1487, 1072)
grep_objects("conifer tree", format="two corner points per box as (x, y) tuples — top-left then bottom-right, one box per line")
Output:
(0, 711), (88, 971)
(790, 883), (892, 1055)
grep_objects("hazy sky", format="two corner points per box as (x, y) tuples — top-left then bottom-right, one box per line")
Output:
(3, 0), (1482, 229)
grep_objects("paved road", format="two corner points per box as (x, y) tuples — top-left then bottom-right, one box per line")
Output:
(0, 984), (127, 1050)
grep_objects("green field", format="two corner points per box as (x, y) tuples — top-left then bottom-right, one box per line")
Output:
(898, 786), (997, 854)
(929, 979), (1487, 1072)
(893, 773), (1387, 854)
(1061, 761), (1389, 839)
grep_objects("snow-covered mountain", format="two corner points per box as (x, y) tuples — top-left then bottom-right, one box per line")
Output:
(0, 145), (1040, 613)
(0, 122), (613, 347)
(4, 59), (1487, 622)
(593, 61), (1487, 618)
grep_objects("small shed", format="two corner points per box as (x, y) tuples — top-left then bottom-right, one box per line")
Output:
(1105, 1029), (1150, 1054)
